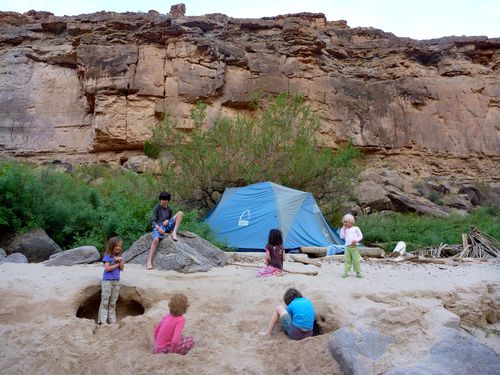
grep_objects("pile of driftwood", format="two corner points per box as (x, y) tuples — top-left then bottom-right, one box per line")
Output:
(417, 227), (500, 259)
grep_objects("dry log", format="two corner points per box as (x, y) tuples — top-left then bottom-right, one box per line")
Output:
(290, 254), (321, 267)
(300, 246), (327, 256)
(299, 246), (385, 258)
(392, 254), (416, 262)
(409, 256), (448, 264)
(359, 247), (385, 258)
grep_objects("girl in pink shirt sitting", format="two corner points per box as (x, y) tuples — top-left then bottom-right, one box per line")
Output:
(153, 293), (195, 355)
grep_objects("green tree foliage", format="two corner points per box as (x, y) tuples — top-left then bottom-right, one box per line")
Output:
(150, 93), (361, 218)
(0, 161), (217, 251)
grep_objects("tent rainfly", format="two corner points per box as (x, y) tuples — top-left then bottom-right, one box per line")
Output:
(204, 181), (342, 251)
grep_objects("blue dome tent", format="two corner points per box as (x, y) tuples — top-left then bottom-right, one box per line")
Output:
(204, 182), (342, 251)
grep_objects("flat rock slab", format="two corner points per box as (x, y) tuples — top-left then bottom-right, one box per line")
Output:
(43, 246), (100, 266)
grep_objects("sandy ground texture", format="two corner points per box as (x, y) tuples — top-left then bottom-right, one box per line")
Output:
(0, 254), (499, 375)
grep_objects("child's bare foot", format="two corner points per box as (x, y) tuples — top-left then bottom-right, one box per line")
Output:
(256, 331), (269, 336)
(146, 263), (154, 270)
(171, 233), (178, 241)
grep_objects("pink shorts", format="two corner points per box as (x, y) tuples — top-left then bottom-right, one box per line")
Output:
(256, 265), (282, 278)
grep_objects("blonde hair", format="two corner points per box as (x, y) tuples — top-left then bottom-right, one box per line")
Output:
(169, 293), (189, 316)
(342, 214), (355, 225)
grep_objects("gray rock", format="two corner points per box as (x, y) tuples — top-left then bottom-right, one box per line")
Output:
(123, 231), (229, 273)
(43, 246), (100, 266)
(442, 194), (473, 211)
(5, 229), (62, 262)
(328, 327), (394, 375)
(355, 180), (391, 211)
(1, 252), (29, 263)
(0, 248), (6, 260)
(385, 328), (500, 375)
(385, 185), (449, 217)
(458, 184), (487, 206)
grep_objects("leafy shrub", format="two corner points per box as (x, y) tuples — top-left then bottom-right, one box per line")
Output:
(0, 161), (220, 251)
(0, 161), (40, 235)
(148, 93), (361, 218)
(144, 140), (161, 159)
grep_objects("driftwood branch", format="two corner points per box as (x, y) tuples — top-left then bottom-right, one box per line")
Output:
(229, 262), (318, 276)
(290, 254), (321, 267)
(299, 246), (385, 258)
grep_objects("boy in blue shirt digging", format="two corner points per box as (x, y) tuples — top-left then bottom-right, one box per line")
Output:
(258, 288), (315, 340)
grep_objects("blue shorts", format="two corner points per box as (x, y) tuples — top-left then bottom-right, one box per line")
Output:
(152, 218), (175, 239)
(281, 314), (313, 340)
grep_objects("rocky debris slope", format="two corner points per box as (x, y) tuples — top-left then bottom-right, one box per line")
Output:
(0, 5), (498, 178)
(351, 168), (500, 216)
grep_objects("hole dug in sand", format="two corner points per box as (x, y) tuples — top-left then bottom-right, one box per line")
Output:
(314, 304), (341, 336)
(76, 285), (146, 323)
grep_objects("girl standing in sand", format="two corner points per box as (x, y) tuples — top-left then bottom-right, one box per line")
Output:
(340, 214), (363, 278)
(98, 237), (124, 324)
(257, 229), (285, 277)
(154, 293), (195, 355)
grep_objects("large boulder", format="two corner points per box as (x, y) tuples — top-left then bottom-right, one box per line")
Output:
(1, 252), (28, 264)
(123, 231), (229, 273)
(43, 246), (100, 266)
(385, 328), (500, 375)
(329, 328), (394, 375)
(4, 229), (62, 262)
(0, 248), (6, 260)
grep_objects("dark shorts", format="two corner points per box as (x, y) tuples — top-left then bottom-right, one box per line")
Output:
(152, 218), (175, 239)
(281, 314), (313, 340)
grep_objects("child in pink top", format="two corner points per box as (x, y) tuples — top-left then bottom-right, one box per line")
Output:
(154, 294), (195, 355)
(339, 214), (364, 278)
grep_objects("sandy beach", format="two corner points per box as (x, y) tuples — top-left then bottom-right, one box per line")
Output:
(0, 255), (499, 375)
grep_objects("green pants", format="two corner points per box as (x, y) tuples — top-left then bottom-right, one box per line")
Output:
(98, 280), (120, 324)
(344, 245), (361, 274)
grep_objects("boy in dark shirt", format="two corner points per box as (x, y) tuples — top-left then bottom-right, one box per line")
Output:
(146, 191), (184, 269)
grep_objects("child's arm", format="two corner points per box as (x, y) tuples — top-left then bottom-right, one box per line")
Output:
(103, 261), (121, 272)
(152, 206), (165, 234)
(265, 249), (270, 266)
(339, 226), (346, 240)
(355, 227), (363, 243)
(171, 318), (186, 350)
(117, 257), (125, 271)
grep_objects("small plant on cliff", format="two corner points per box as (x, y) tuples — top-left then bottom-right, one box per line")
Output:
(147, 93), (361, 218)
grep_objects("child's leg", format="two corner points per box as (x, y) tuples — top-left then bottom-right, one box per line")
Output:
(146, 237), (160, 269)
(171, 211), (184, 241)
(343, 246), (353, 276)
(98, 281), (112, 324)
(171, 336), (195, 355)
(259, 304), (287, 335)
(352, 247), (362, 276)
(107, 281), (120, 324)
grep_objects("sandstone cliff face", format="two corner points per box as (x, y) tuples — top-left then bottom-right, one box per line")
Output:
(0, 9), (498, 178)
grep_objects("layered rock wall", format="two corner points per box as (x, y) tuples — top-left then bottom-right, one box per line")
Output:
(0, 8), (498, 178)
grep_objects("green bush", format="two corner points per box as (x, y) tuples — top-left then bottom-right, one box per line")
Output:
(357, 207), (500, 252)
(0, 161), (40, 235)
(0, 161), (220, 251)
(144, 140), (161, 159)
(148, 93), (361, 218)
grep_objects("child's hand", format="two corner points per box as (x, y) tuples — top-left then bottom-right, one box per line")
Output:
(162, 219), (169, 226)
(114, 256), (123, 262)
